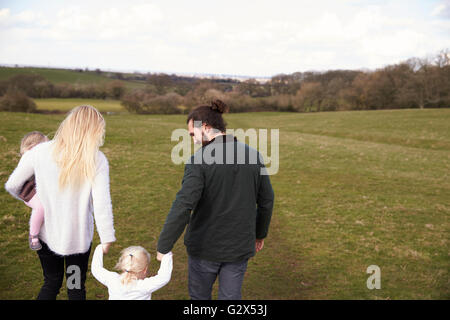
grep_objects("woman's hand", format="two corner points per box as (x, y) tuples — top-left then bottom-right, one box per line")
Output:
(102, 242), (112, 254)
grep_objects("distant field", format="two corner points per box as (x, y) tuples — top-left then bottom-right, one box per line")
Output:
(0, 67), (146, 89)
(34, 98), (126, 113)
(0, 109), (449, 299)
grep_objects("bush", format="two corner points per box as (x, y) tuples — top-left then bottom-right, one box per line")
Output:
(121, 91), (183, 114)
(224, 93), (258, 112)
(141, 93), (183, 114)
(7, 74), (53, 98)
(107, 80), (126, 99)
(0, 80), (8, 96)
(120, 90), (150, 113)
(0, 89), (37, 112)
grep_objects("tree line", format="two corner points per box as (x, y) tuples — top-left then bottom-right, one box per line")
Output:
(1, 49), (449, 113)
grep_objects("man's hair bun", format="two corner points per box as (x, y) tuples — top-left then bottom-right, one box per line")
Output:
(210, 99), (229, 114)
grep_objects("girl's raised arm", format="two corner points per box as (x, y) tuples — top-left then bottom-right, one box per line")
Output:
(142, 251), (173, 293)
(91, 244), (118, 287)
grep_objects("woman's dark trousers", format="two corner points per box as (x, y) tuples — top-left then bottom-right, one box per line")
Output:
(36, 241), (91, 300)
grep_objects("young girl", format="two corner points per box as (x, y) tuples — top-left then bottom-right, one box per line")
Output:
(18, 131), (49, 250)
(91, 244), (173, 300)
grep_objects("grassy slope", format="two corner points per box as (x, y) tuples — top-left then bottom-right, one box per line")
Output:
(0, 109), (448, 299)
(0, 67), (146, 89)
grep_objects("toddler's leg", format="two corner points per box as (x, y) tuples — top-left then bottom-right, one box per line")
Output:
(25, 195), (44, 250)
(26, 194), (45, 236)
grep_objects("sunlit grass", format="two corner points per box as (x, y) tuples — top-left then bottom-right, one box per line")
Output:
(34, 98), (126, 113)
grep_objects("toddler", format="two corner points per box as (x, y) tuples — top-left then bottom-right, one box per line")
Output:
(91, 244), (173, 300)
(18, 131), (49, 250)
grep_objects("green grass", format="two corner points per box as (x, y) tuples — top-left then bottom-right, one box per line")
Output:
(0, 109), (449, 300)
(34, 98), (126, 113)
(0, 67), (146, 89)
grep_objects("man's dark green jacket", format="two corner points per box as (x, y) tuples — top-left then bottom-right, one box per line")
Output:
(157, 134), (274, 262)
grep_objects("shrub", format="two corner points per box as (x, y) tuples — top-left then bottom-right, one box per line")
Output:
(107, 80), (126, 99)
(0, 89), (37, 112)
(121, 91), (183, 114)
(140, 92), (183, 114)
(120, 90), (150, 113)
(7, 74), (53, 98)
(0, 80), (8, 96)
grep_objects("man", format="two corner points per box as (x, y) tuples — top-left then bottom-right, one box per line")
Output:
(157, 100), (274, 300)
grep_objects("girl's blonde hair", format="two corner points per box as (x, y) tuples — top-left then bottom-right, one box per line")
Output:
(52, 105), (105, 190)
(20, 131), (49, 155)
(114, 246), (151, 286)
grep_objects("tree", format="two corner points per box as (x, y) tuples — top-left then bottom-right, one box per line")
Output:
(146, 73), (173, 95)
(7, 74), (52, 98)
(107, 80), (126, 99)
(293, 82), (323, 112)
(237, 79), (271, 97)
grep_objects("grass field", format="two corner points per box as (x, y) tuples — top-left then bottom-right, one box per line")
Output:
(0, 109), (449, 299)
(0, 67), (146, 89)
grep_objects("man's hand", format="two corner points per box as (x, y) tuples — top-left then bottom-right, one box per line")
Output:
(255, 238), (265, 253)
(156, 251), (165, 261)
(102, 242), (112, 254)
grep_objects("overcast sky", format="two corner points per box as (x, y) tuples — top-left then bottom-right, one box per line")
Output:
(0, 0), (449, 77)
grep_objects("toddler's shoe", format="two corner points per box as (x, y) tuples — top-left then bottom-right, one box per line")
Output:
(29, 235), (42, 251)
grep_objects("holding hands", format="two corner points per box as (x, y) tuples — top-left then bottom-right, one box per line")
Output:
(155, 241), (265, 260)
(156, 251), (165, 261)
(255, 238), (264, 253)
(102, 242), (112, 254)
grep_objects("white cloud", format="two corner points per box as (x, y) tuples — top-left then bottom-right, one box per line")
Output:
(15, 10), (38, 23)
(181, 21), (218, 41)
(432, 0), (450, 18)
(0, 0), (449, 76)
(0, 7), (9, 19)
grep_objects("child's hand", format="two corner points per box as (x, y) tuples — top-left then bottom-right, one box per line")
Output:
(156, 251), (165, 261)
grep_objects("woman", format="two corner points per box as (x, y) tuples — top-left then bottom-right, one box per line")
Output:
(5, 105), (116, 300)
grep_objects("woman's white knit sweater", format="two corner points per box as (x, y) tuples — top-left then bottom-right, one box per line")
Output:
(5, 140), (116, 256)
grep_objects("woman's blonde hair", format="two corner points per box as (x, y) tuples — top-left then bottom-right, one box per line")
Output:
(20, 131), (49, 155)
(115, 246), (151, 286)
(52, 105), (105, 190)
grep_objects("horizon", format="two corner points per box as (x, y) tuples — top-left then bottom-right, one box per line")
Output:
(1, 0), (450, 77)
(2, 47), (440, 81)
(0, 62), (273, 80)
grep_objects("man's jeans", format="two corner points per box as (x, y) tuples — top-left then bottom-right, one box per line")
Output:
(188, 255), (248, 300)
